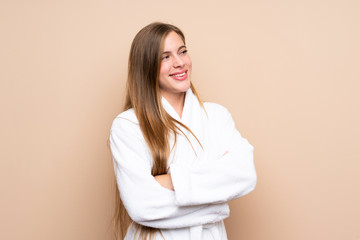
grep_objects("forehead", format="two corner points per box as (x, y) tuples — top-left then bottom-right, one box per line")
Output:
(162, 31), (185, 51)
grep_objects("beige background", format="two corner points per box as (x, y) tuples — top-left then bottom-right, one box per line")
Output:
(1, 0), (359, 239)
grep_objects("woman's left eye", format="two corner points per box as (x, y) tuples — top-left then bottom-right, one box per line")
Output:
(180, 50), (188, 55)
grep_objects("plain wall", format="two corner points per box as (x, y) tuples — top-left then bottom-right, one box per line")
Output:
(1, 0), (359, 239)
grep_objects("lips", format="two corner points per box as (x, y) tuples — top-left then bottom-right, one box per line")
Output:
(169, 70), (188, 81)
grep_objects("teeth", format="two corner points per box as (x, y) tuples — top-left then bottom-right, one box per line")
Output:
(172, 72), (185, 77)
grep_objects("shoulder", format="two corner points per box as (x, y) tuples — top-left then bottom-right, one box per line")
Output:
(203, 102), (232, 118)
(111, 108), (139, 132)
(202, 102), (236, 129)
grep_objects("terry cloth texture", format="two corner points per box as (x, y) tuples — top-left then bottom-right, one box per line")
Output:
(110, 89), (257, 240)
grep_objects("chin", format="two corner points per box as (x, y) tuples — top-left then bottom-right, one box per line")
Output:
(180, 84), (191, 93)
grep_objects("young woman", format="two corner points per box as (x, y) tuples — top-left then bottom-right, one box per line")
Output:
(110, 22), (257, 240)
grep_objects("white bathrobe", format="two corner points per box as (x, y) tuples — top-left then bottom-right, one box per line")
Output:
(110, 89), (257, 240)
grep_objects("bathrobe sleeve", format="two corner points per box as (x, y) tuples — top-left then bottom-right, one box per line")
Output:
(170, 104), (257, 206)
(110, 115), (229, 229)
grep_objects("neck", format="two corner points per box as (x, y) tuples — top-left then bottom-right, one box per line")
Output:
(161, 92), (186, 118)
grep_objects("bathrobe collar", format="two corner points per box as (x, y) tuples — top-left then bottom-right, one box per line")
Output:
(161, 88), (195, 123)
(161, 88), (207, 164)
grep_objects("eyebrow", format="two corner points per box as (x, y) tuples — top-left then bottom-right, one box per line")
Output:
(161, 45), (187, 55)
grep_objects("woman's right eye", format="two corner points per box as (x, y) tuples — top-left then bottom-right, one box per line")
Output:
(161, 55), (169, 60)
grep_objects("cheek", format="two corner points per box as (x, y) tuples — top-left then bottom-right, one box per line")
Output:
(185, 57), (192, 69)
(159, 63), (170, 87)
(160, 62), (170, 76)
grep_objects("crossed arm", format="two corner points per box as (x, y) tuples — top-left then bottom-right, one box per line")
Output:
(110, 106), (256, 228)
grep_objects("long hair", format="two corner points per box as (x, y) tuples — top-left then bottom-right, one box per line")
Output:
(113, 22), (203, 240)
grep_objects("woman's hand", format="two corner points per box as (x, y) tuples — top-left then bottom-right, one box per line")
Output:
(154, 174), (174, 191)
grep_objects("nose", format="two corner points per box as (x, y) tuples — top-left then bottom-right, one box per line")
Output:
(173, 55), (184, 68)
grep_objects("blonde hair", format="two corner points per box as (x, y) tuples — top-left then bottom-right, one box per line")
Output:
(113, 22), (202, 240)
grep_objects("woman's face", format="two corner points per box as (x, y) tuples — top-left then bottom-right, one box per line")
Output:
(158, 31), (192, 101)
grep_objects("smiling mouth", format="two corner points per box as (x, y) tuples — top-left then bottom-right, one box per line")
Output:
(172, 72), (185, 77)
(169, 71), (188, 81)
(170, 71), (187, 77)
